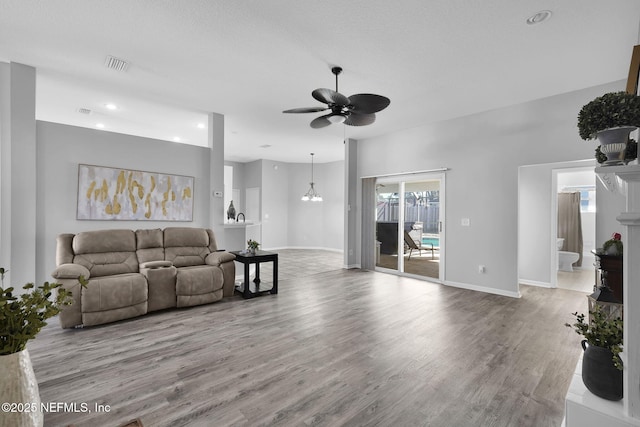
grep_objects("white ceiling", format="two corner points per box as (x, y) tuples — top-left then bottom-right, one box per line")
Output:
(1, 0), (639, 164)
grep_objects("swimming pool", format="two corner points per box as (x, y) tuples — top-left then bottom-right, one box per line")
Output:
(421, 237), (440, 247)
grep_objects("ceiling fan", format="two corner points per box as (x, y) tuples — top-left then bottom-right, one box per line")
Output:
(283, 66), (390, 129)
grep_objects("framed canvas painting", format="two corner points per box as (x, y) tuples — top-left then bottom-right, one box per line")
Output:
(77, 164), (194, 221)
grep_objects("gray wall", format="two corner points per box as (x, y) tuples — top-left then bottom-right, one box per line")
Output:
(355, 80), (626, 297)
(36, 121), (212, 283)
(285, 160), (345, 250)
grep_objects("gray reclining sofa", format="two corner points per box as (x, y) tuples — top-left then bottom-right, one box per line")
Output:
(51, 227), (236, 328)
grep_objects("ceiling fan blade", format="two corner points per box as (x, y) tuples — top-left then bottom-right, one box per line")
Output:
(348, 94), (390, 114)
(310, 114), (333, 129)
(344, 112), (376, 127)
(283, 107), (328, 114)
(312, 88), (349, 106)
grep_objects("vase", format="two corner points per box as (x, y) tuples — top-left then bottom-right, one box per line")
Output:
(227, 200), (236, 222)
(581, 340), (622, 401)
(0, 349), (43, 426)
(597, 126), (637, 166)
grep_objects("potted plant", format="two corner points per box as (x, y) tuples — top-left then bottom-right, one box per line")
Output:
(595, 139), (637, 165)
(600, 232), (623, 256)
(0, 268), (82, 426)
(247, 239), (260, 254)
(578, 91), (640, 165)
(565, 305), (623, 400)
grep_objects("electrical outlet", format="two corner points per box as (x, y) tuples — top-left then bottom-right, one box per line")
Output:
(478, 265), (486, 273)
(461, 218), (470, 226)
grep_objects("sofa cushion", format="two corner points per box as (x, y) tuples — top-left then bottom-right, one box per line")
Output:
(72, 229), (138, 277)
(81, 273), (148, 313)
(136, 228), (163, 249)
(175, 265), (223, 296)
(74, 229), (136, 254)
(74, 252), (139, 278)
(164, 227), (211, 267)
(175, 266), (224, 308)
(164, 227), (209, 247)
(136, 229), (165, 264)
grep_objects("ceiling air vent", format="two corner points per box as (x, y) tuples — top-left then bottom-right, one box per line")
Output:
(77, 108), (92, 115)
(104, 55), (129, 72)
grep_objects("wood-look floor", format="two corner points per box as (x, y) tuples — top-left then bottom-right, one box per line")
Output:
(27, 250), (587, 427)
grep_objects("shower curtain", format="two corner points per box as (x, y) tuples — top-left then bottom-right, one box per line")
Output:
(557, 192), (583, 267)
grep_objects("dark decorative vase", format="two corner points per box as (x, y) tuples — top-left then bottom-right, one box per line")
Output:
(227, 200), (236, 221)
(597, 126), (637, 166)
(581, 340), (623, 401)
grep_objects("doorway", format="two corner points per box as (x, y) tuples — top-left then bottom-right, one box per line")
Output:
(554, 168), (596, 293)
(374, 173), (445, 282)
(517, 159), (596, 291)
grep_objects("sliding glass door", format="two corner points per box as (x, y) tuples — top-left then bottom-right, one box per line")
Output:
(374, 173), (444, 282)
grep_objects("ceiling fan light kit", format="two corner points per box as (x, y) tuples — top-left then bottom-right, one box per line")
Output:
(284, 66), (390, 129)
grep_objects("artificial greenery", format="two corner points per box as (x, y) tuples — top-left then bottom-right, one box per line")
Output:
(247, 239), (260, 251)
(595, 138), (638, 164)
(578, 91), (640, 140)
(0, 267), (83, 355)
(595, 145), (607, 163)
(602, 232), (623, 255)
(565, 305), (623, 370)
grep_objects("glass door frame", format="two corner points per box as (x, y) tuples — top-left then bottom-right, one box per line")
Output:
(374, 172), (445, 283)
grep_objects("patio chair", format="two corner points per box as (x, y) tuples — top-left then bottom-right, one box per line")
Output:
(403, 230), (435, 259)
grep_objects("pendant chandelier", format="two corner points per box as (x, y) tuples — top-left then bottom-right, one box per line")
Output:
(301, 153), (322, 202)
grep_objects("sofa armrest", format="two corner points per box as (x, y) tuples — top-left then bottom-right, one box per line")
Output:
(205, 251), (236, 266)
(140, 260), (173, 269)
(52, 263), (90, 280)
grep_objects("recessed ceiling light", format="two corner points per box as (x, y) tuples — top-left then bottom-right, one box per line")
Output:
(77, 108), (92, 115)
(259, 144), (272, 148)
(105, 103), (118, 110)
(96, 123), (105, 129)
(173, 137), (181, 142)
(526, 10), (552, 25)
(197, 123), (206, 129)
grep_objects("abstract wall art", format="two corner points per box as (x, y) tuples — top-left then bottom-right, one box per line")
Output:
(77, 164), (194, 221)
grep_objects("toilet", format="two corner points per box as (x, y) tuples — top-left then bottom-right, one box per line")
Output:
(557, 238), (580, 272)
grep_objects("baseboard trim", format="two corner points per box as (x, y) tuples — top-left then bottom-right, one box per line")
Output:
(262, 246), (343, 253)
(519, 279), (553, 288)
(444, 280), (522, 298)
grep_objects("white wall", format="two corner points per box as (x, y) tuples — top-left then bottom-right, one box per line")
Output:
(36, 121), (213, 283)
(0, 63), (37, 287)
(355, 80), (626, 297)
(596, 177), (626, 248)
(518, 163), (554, 286)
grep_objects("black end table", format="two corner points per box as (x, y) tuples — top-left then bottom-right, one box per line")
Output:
(230, 250), (278, 299)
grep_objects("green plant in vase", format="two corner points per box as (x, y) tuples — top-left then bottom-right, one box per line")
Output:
(578, 91), (640, 165)
(565, 305), (623, 370)
(0, 267), (83, 355)
(565, 304), (623, 400)
(247, 239), (260, 254)
(578, 92), (640, 140)
(0, 267), (86, 426)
